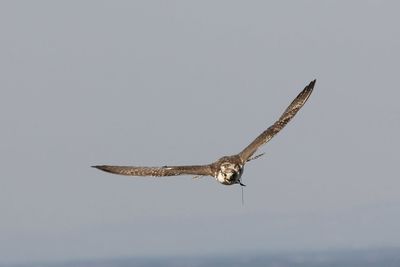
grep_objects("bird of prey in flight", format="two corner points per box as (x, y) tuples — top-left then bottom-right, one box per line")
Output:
(93, 80), (316, 186)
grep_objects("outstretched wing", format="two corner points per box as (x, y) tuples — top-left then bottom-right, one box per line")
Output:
(238, 80), (316, 162)
(92, 164), (214, 177)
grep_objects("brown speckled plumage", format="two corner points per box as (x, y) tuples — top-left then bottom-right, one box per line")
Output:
(92, 80), (316, 185)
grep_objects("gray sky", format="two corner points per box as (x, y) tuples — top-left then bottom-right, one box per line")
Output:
(1, 0), (399, 264)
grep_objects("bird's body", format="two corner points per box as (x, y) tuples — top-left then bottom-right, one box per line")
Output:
(93, 80), (316, 186)
(213, 155), (243, 185)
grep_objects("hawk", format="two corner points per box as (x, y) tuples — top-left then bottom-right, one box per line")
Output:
(93, 80), (316, 186)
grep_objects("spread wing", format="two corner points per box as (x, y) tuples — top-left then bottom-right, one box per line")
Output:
(92, 164), (214, 177)
(238, 79), (316, 162)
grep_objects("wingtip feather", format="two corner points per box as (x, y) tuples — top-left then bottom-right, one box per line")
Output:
(309, 79), (316, 88)
(92, 165), (109, 172)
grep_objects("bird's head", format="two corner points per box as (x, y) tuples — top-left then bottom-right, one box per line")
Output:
(216, 162), (243, 185)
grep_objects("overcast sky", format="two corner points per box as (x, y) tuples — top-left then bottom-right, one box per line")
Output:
(1, 0), (399, 264)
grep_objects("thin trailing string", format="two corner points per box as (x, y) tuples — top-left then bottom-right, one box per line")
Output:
(241, 186), (244, 206)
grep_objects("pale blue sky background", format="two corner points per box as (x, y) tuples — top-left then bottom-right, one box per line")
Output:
(1, 0), (399, 264)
